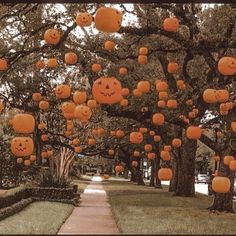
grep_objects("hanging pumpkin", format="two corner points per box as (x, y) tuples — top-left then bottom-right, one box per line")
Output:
(154, 135), (161, 142)
(115, 165), (124, 173)
(213, 155), (220, 162)
(133, 89), (142, 97)
(30, 155), (36, 162)
(131, 161), (138, 167)
(38, 123), (46, 130)
(120, 99), (128, 107)
(158, 168), (173, 180)
(35, 60), (45, 70)
(164, 145), (172, 152)
(139, 127), (148, 133)
(74, 105), (92, 122)
(160, 151), (171, 161)
(129, 132), (143, 144)
(104, 40), (116, 51)
(163, 17), (179, 32)
(74, 146), (82, 153)
(119, 67), (128, 76)
(61, 101), (76, 114)
(149, 131), (155, 136)
(32, 93), (42, 102)
(156, 81), (168, 92)
(167, 62), (179, 74)
(203, 89), (217, 103)
(91, 63), (102, 73)
(72, 138), (80, 146)
(94, 7), (123, 33)
(229, 160), (236, 171)
(167, 99), (178, 109)
(108, 149), (114, 156)
(144, 144), (152, 152)
(147, 152), (156, 160)
(116, 130), (125, 138)
(121, 88), (129, 96)
(139, 47), (148, 55)
(41, 134), (49, 142)
(231, 121), (236, 133)
(11, 137), (34, 157)
(64, 52), (78, 65)
(110, 131), (116, 136)
(157, 100), (166, 108)
(73, 91), (87, 104)
(152, 113), (165, 125)
(44, 29), (60, 45)
(188, 111), (196, 119)
(158, 91), (168, 100)
(47, 58), (58, 68)
(12, 114), (35, 134)
(215, 90), (229, 103)
(76, 12), (93, 27)
(223, 155), (234, 166)
(172, 138), (182, 148)
(186, 126), (202, 140)
(88, 138), (96, 145)
(97, 127), (105, 136)
(87, 99), (97, 109)
(39, 100), (49, 110)
(134, 150), (140, 157)
(138, 55), (148, 65)
(0, 58), (8, 71)
(92, 77), (123, 104)
(212, 176), (230, 193)
(218, 57), (236, 76)
(55, 84), (71, 99)
(137, 81), (150, 93)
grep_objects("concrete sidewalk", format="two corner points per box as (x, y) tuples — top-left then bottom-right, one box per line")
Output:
(58, 176), (119, 235)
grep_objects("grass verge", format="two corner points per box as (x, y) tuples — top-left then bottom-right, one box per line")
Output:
(103, 179), (236, 235)
(0, 201), (74, 234)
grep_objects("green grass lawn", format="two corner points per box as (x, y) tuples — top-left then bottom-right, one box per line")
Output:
(103, 179), (236, 235)
(0, 201), (74, 234)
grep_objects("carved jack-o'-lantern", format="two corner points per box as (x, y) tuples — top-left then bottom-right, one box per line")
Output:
(11, 137), (34, 157)
(74, 105), (92, 122)
(44, 29), (60, 45)
(76, 12), (93, 27)
(130, 132), (143, 144)
(55, 84), (71, 99)
(12, 114), (35, 134)
(94, 7), (122, 33)
(218, 57), (236, 76)
(92, 77), (123, 104)
(73, 91), (87, 104)
(61, 101), (76, 119)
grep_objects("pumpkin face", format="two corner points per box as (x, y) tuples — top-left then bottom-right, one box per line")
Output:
(39, 100), (49, 110)
(92, 77), (123, 104)
(76, 12), (93, 27)
(203, 89), (217, 103)
(215, 90), (229, 103)
(73, 91), (87, 104)
(61, 101), (76, 114)
(44, 29), (60, 45)
(12, 114), (35, 134)
(65, 52), (78, 65)
(94, 7), (122, 33)
(11, 137), (34, 157)
(212, 176), (230, 193)
(74, 105), (92, 122)
(0, 58), (8, 71)
(218, 57), (236, 76)
(158, 168), (173, 180)
(55, 84), (71, 99)
(163, 17), (179, 32)
(130, 132), (143, 144)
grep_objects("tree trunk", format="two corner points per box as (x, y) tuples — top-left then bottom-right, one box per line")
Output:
(169, 150), (178, 192)
(175, 135), (197, 197)
(155, 157), (162, 188)
(124, 167), (129, 179)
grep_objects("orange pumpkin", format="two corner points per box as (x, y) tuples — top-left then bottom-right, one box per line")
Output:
(41, 134), (49, 141)
(139, 47), (148, 55)
(216, 90), (229, 103)
(55, 84), (71, 99)
(133, 89), (142, 97)
(88, 138), (96, 146)
(24, 160), (31, 166)
(229, 160), (236, 171)
(76, 12), (93, 27)
(61, 101), (76, 114)
(152, 113), (165, 125)
(0, 58), (8, 71)
(92, 63), (102, 73)
(218, 57), (236, 76)
(41, 151), (48, 158)
(12, 114), (35, 134)
(164, 145), (172, 152)
(147, 152), (156, 160)
(110, 131), (116, 136)
(186, 99), (193, 106)
(139, 127), (148, 133)
(177, 80), (184, 87)
(213, 155), (220, 162)
(11, 137), (34, 157)
(119, 67), (128, 76)
(231, 121), (236, 133)
(186, 126), (202, 140)
(75, 146), (82, 153)
(167, 99), (178, 109)
(47, 58), (58, 68)
(149, 131), (155, 136)
(167, 62), (178, 74)
(172, 138), (182, 148)
(44, 29), (60, 45)
(32, 93), (42, 102)
(108, 149), (114, 156)
(223, 155), (234, 166)
(72, 138), (80, 146)
(74, 105), (92, 122)
(158, 91), (168, 100)
(94, 7), (122, 33)
(134, 150), (140, 157)
(121, 88), (129, 96)
(156, 81), (168, 92)
(73, 91), (87, 104)
(38, 123), (46, 130)
(39, 100), (49, 110)
(163, 17), (179, 32)
(129, 132), (143, 144)
(30, 155), (36, 162)
(35, 60), (45, 70)
(131, 161), (138, 167)
(97, 127), (105, 136)
(116, 130), (125, 138)
(158, 168), (173, 180)
(92, 77), (123, 104)
(16, 158), (23, 164)
(137, 81), (150, 93)
(115, 165), (124, 173)
(104, 40), (116, 51)
(65, 52), (78, 65)
(120, 99), (128, 107)
(157, 100), (166, 108)
(87, 99), (97, 109)
(153, 135), (161, 142)
(160, 151), (171, 161)
(138, 55), (148, 64)
(144, 144), (152, 152)
(212, 176), (230, 193)
(203, 89), (217, 103)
